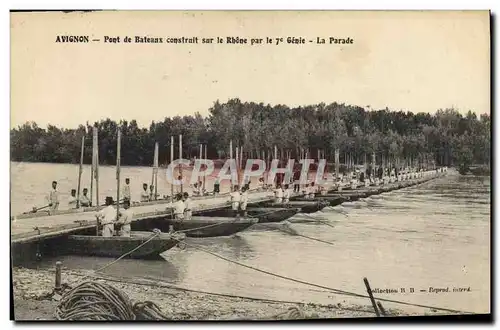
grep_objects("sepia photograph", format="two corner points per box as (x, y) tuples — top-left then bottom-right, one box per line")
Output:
(9, 10), (491, 321)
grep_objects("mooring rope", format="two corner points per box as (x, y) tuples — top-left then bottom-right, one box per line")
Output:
(169, 237), (475, 315)
(71, 272), (380, 316)
(174, 221), (228, 234)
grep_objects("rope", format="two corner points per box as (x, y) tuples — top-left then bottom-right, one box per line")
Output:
(77, 272), (379, 315)
(133, 301), (170, 320)
(247, 209), (287, 218)
(169, 237), (474, 315)
(55, 281), (136, 320)
(297, 213), (338, 227)
(292, 232), (336, 246)
(174, 221), (228, 234)
(54, 281), (169, 320)
(268, 306), (314, 320)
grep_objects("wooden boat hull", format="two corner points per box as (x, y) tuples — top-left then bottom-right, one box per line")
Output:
(248, 207), (301, 223)
(258, 200), (329, 214)
(166, 217), (258, 238)
(65, 231), (185, 259)
(198, 207), (300, 224)
(293, 196), (347, 207)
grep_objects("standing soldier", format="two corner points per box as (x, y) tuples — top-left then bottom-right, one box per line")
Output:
(116, 200), (133, 237)
(172, 193), (185, 220)
(283, 184), (291, 204)
(122, 178), (131, 202)
(230, 185), (241, 217)
(183, 192), (192, 220)
(96, 197), (116, 237)
(46, 181), (60, 212)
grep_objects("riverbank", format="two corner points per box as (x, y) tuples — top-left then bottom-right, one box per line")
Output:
(12, 267), (452, 321)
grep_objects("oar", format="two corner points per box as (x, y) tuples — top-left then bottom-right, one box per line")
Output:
(23, 204), (50, 214)
(299, 213), (337, 227)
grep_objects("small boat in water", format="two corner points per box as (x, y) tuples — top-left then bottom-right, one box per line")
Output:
(198, 207), (300, 224)
(293, 196), (347, 207)
(247, 207), (301, 223)
(65, 231), (185, 259)
(259, 200), (329, 214)
(166, 216), (259, 238)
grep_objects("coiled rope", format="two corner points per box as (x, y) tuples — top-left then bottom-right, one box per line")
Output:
(55, 281), (135, 320)
(55, 281), (169, 320)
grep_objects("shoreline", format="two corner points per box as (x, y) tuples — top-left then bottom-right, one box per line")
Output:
(12, 267), (452, 321)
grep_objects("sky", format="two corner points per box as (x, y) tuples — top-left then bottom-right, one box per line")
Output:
(10, 11), (490, 129)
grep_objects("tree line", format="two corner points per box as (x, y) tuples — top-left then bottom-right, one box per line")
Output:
(10, 98), (491, 171)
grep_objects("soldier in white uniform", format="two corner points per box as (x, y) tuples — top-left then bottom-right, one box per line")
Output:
(122, 178), (131, 202)
(46, 181), (60, 212)
(140, 183), (150, 202)
(240, 186), (249, 217)
(183, 192), (192, 220)
(283, 184), (291, 204)
(230, 185), (241, 217)
(67, 189), (78, 209)
(274, 184), (284, 203)
(117, 200), (133, 237)
(80, 188), (91, 207)
(96, 196), (116, 237)
(172, 193), (185, 220)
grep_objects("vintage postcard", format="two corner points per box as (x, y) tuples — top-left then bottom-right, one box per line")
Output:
(10, 10), (491, 321)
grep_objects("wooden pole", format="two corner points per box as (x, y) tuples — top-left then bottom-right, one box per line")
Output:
(240, 145), (244, 170)
(93, 127), (99, 208)
(90, 141), (94, 207)
(335, 149), (339, 177)
(55, 261), (62, 291)
(377, 301), (387, 316)
(230, 140), (233, 189)
(179, 134), (183, 194)
(170, 136), (174, 199)
(363, 277), (380, 317)
(154, 142), (159, 200)
(116, 129), (121, 221)
(76, 135), (84, 208)
(203, 144), (207, 192)
(151, 143), (155, 196)
(235, 146), (239, 186)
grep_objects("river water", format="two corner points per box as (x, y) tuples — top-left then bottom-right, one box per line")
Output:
(10, 162), (491, 315)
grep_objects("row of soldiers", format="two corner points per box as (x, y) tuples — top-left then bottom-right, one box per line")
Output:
(45, 178), (162, 212)
(46, 181), (92, 211)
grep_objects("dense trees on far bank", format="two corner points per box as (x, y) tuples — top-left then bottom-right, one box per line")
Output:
(10, 99), (491, 169)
